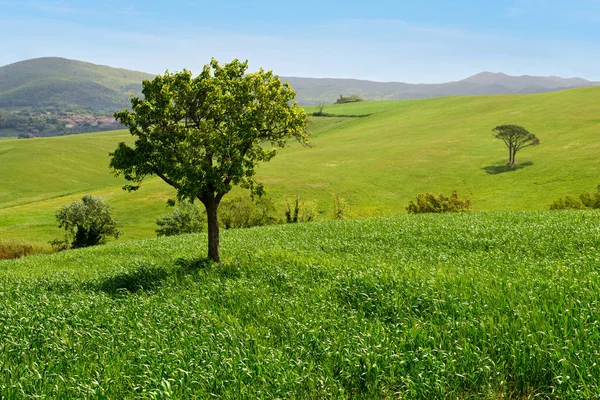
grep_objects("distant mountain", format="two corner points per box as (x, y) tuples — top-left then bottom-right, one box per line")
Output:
(461, 72), (591, 88)
(0, 57), (597, 112)
(0, 57), (154, 113)
(282, 73), (599, 105)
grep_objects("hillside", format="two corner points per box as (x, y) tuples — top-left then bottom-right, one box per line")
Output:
(1, 211), (600, 397)
(1, 86), (600, 245)
(0, 57), (153, 113)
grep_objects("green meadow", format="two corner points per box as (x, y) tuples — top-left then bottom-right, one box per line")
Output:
(2, 86), (600, 245)
(1, 211), (600, 398)
(1, 87), (600, 398)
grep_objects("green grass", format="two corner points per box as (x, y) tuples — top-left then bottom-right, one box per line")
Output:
(1, 211), (599, 398)
(2, 87), (600, 245)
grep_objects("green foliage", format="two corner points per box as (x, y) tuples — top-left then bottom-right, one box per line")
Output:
(492, 124), (540, 165)
(111, 58), (309, 262)
(331, 194), (348, 219)
(285, 196), (318, 223)
(550, 185), (600, 210)
(219, 196), (278, 229)
(155, 201), (206, 237)
(54, 195), (120, 248)
(407, 190), (472, 213)
(335, 94), (364, 104)
(2, 212), (600, 397)
(549, 195), (585, 210)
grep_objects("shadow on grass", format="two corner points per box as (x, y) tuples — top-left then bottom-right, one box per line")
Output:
(97, 263), (171, 295)
(483, 161), (533, 175)
(312, 112), (372, 118)
(96, 257), (216, 296)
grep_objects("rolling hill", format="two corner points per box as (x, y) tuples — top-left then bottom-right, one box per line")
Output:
(285, 72), (599, 104)
(0, 57), (152, 114)
(0, 57), (153, 113)
(0, 57), (597, 112)
(1, 86), (599, 245)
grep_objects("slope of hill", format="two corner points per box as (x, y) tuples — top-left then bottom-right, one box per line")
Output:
(0, 57), (154, 113)
(1, 86), (599, 245)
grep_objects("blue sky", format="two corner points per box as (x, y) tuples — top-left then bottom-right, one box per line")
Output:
(1, 0), (599, 82)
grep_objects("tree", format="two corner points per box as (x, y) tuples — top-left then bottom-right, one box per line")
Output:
(110, 58), (309, 262)
(54, 195), (120, 248)
(492, 124), (539, 165)
(314, 104), (327, 116)
(155, 201), (206, 237)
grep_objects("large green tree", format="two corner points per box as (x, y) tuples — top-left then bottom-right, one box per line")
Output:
(110, 59), (309, 262)
(492, 124), (539, 165)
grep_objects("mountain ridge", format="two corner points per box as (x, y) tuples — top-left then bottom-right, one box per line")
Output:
(0, 57), (598, 111)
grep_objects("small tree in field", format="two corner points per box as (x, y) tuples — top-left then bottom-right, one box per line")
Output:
(111, 58), (309, 262)
(493, 124), (539, 165)
(54, 195), (120, 249)
(155, 201), (206, 237)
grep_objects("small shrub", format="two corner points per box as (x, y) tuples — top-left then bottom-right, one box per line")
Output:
(331, 194), (348, 219)
(54, 195), (120, 248)
(550, 185), (600, 210)
(285, 196), (318, 223)
(156, 201), (206, 237)
(285, 196), (300, 223)
(550, 196), (585, 210)
(406, 191), (472, 214)
(219, 196), (278, 229)
(335, 95), (364, 104)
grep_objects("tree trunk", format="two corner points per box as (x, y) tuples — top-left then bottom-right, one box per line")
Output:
(507, 146), (515, 165)
(203, 197), (221, 263)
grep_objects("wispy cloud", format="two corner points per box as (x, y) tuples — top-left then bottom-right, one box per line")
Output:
(31, 1), (145, 16)
(1, 8), (600, 83)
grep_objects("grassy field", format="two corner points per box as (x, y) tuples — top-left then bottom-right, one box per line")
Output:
(1, 87), (600, 245)
(0, 211), (599, 398)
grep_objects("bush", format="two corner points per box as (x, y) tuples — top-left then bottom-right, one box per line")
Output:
(219, 196), (278, 229)
(335, 95), (364, 104)
(331, 194), (348, 220)
(550, 185), (600, 210)
(156, 201), (206, 237)
(53, 195), (120, 249)
(407, 191), (472, 214)
(549, 196), (585, 210)
(285, 196), (318, 223)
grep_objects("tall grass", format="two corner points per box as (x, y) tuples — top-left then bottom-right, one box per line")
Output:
(1, 211), (599, 397)
(0, 239), (52, 259)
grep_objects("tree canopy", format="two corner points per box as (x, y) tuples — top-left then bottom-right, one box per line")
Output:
(54, 194), (120, 249)
(492, 124), (539, 165)
(110, 58), (309, 262)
